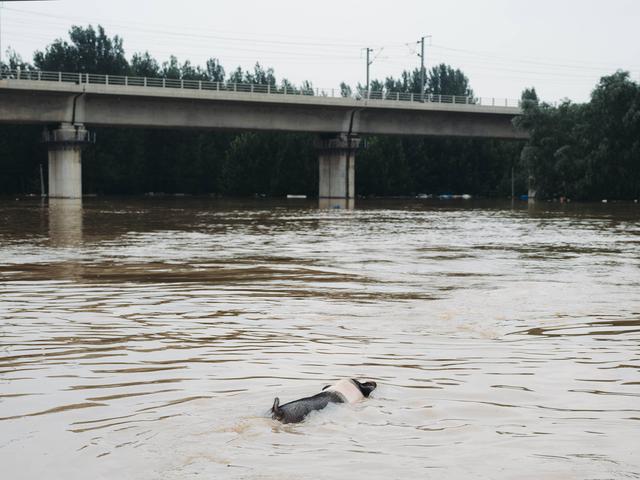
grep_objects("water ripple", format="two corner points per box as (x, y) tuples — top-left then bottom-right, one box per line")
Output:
(0, 198), (639, 479)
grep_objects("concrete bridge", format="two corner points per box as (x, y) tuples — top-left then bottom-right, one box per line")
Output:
(0, 69), (526, 207)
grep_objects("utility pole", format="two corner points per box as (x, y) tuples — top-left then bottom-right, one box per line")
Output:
(0, 2), (4, 70)
(365, 47), (373, 98)
(417, 35), (431, 98)
(419, 36), (425, 96)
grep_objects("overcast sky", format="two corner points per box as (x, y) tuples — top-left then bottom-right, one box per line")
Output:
(1, 0), (639, 102)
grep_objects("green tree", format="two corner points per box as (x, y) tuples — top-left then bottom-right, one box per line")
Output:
(205, 58), (225, 82)
(585, 71), (640, 198)
(521, 87), (539, 105)
(426, 63), (473, 97)
(516, 71), (640, 200)
(339, 81), (352, 98)
(33, 25), (128, 74)
(161, 56), (181, 79)
(130, 51), (160, 77)
(2, 48), (33, 70)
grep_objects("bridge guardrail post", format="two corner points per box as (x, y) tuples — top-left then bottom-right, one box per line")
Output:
(199, 80), (202, 90)
(144, 77), (147, 87)
(234, 83), (237, 92)
(58, 72), (62, 82)
(180, 79), (184, 89)
(162, 78), (165, 88)
(125, 76), (128, 86)
(251, 84), (254, 94)
(216, 81), (219, 91)
(38, 71), (41, 81)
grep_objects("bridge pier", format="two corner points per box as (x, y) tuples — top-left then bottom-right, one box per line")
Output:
(316, 134), (360, 209)
(49, 198), (83, 246)
(43, 123), (93, 199)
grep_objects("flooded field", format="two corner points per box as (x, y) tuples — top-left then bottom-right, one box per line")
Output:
(1, 197), (639, 479)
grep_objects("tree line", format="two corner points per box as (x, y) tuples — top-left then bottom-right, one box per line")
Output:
(516, 75), (640, 200)
(1, 25), (638, 200)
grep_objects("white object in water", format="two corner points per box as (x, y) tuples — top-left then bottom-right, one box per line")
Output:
(326, 379), (364, 404)
(287, 194), (307, 199)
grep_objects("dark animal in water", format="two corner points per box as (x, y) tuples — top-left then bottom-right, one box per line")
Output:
(271, 378), (377, 424)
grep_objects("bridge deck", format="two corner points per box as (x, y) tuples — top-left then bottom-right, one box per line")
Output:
(0, 71), (526, 139)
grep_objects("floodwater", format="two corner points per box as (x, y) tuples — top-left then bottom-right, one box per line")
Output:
(1, 197), (639, 479)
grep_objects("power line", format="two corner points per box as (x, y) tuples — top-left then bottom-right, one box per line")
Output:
(6, 5), (639, 75)
(3, 5), (384, 49)
(429, 43), (640, 72)
(5, 22), (631, 83)
(3, 4), (636, 101)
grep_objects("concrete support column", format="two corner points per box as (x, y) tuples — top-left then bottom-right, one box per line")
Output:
(43, 123), (93, 199)
(49, 199), (83, 246)
(315, 133), (361, 209)
(48, 146), (82, 199)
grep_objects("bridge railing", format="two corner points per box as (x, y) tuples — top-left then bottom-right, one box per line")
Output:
(0, 68), (521, 108)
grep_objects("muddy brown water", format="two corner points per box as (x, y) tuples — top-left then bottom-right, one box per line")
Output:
(1, 197), (639, 479)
